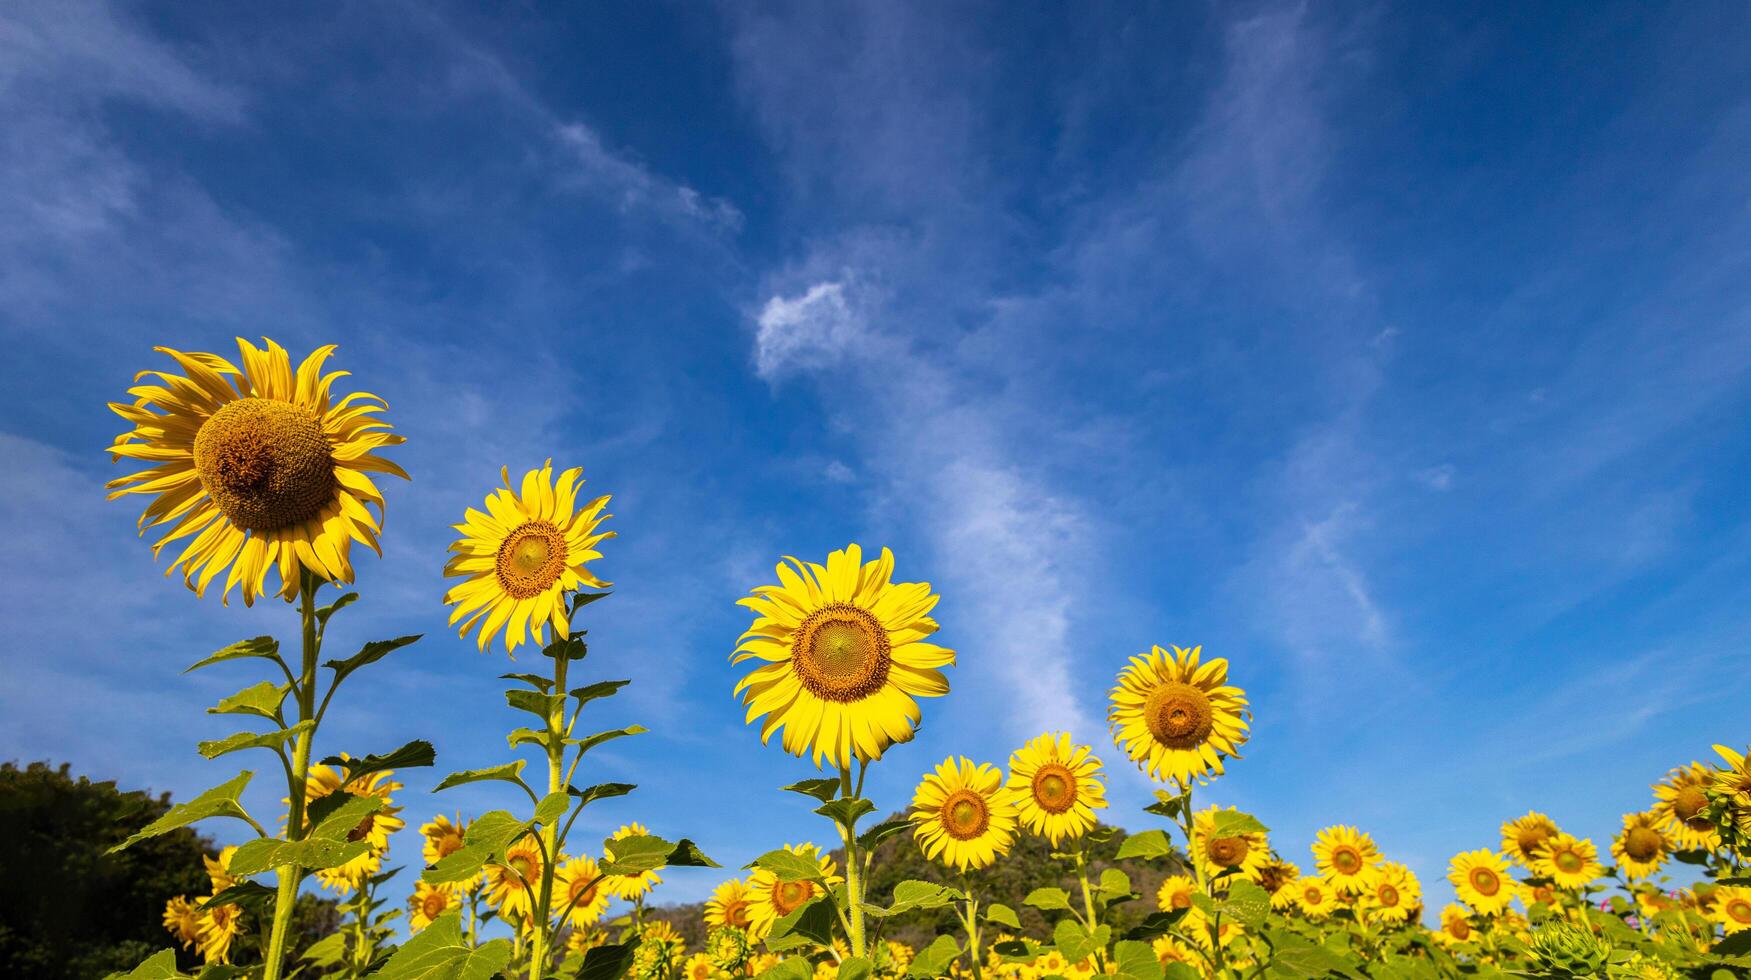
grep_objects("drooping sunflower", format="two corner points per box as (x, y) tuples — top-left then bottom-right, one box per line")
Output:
(1005, 732), (1108, 845)
(408, 881), (458, 933)
(484, 833), (545, 920)
(731, 545), (953, 770)
(705, 878), (757, 932)
(204, 844), (239, 893)
(1611, 812), (1673, 881)
(1189, 805), (1270, 888)
(602, 823), (664, 900)
(1359, 862), (1421, 926)
(106, 338), (406, 606)
(1108, 645), (1249, 785)
(162, 895), (201, 950)
(1156, 874), (1198, 915)
(1311, 825), (1382, 894)
(196, 899), (243, 964)
(1257, 858), (1300, 910)
(1711, 744), (1751, 843)
(444, 461), (613, 655)
(556, 856), (612, 927)
(1293, 877), (1338, 919)
(746, 844), (841, 941)
(909, 757), (1022, 872)
(1652, 762), (1720, 851)
(1713, 885), (1751, 935)
(298, 759), (404, 892)
(1449, 850), (1515, 916)
(1500, 811), (1561, 869)
(1531, 833), (1602, 890)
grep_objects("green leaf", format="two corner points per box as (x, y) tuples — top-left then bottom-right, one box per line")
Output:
(505, 688), (564, 720)
(601, 833), (707, 876)
(570, 679), (631, 707)
(876, 880), (963, 917)
(754, 957), (813, 980)
(665, 838), (719, 868)
(907, 935), (962, 979)
(208, 681), (287, 720)
(300, 931), (347, 967)
(1212, 879), (1269, 928)
(372, 911), (513, 980)
(1114, 829), (1177, 861)
(423, 811), (534, 886)
(433, 760), (528, 793)
(572, 782), (637, 807)
(198, 721), (313, 760)
(766, 897), (837, 951)
(838, 957), (874, 980)
(185, 637), (280, 674)
(1210, 810), (1269, 837)
(227, 794), (385, 875)
(1024, 886), (1073, 911)
(1716, 930), (1751, 956)
(1143, 789), (1187, 820)
(857, 817), (911, 851)
(749, 847), (831, 883)
(506, 727), (546, 750)
(203, 881), (277, 917)
(985, 903), (1021, 929)
(1267, 935), (1355, 978)
(1121, 909), (1187, 941)
(499, 671), (553, 692)
(782, 778), (843, 804)
(1111, 940), (1163, 980)
(1162, 965), (1201, 980)
(569, 725), (647, 755)
(544, 635), (588, 661)
(316, 592), (358, 628)
(322, 740), (436, 785)
(102, 949), (190, 980)
(108, 771), (255, 853)
(534, 791), (570, 827)
(1053, 920), (1108, 964)
(1098, 868), (1133, 899)
(815, 796), (876, 827)
(576, 941), (639, 980)
(325, 634), (421, 686)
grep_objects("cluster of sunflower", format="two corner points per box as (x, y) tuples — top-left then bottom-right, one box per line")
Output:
(161, 846), (247, 965)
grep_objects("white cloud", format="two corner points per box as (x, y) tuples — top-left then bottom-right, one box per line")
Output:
(553, 123), (742, 232)
(823, 459), (856, 483)
(1416, 464), (1455, 491)
(753, 279), (867, 380)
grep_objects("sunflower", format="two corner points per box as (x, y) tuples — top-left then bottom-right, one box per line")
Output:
(204, 845), (239, 893)
(1711, 745), (1751, 841)
(1531, 833), (1602, 890)
(1311, 825), (1382, 894)
(707, 925), (752, 972)
(705, 878), (757, 932)
(1250, 857), (1299, 911)
(731, 545), (953, 769)
(1523, 880), (1559, 908)
(484, 833), (545, 919)
(747, 844), (841, 941)
(1500, 811), (1560, 869)
(1652, 762), (1720, 851)
(603, 823), (664, 900)
(1713, 886), (1751, 935)
(162, 895), (201, 950)
(909, 757), (1022, 872)
(883, 941), (914, 976)
(1108, 645), (1248, 785)
(1151, 937), (1201, 969)
(1435, 905), (1474, 946)
(682, 952), (715, 980)
(106, 339), (406, 606)
(555, 855), (612, 928)
(1189, 805), (1269, 887)
(1156, 874), (1198, 915)
(1449, 850), (1514, 916)
(1005, 732), (1108, 845)
(1359, 862), (1420, 926)
(1293, 877), (1338, 919)
(196, 899), (243, 964)
(444, 461), (612, 655)
(421, 813), (479, 893)
(1186, 917), (1244, 952)
(298, 758), (404, 892)
(569, 927), (610, 957)
(408, 881), (458, 933)
(1611, 812), (1673, 881)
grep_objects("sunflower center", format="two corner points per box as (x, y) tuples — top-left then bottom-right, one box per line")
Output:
(571, 878), (599, 905)
(1624, 827), (1663, 861)
(1206, 836), (1250, 868)
(1468, 867), (1500, 896)
(1673, 786), (1711, 828)
(1031, 764), (1077, 814)
(436, 834), (463, 859)
(1554, 849), (1583, 874)
(723, 899), (751, 928)
(495, 520), (569, 599)
(773, 880), (814, 915)
(1727, 898), (1751, 924)
(1448, 920), (1471, 940)
(1331, 846), (1361, 874)
(1531, 885), (1554, 904)
(1516, 828), (1550, 856)
(792, 603), (892, 702)
(1377, 884), (1399, 906)
(1303, 885), (1323, 905)
(941, 789), (991, 841)
(510, 855), (535, 885)
(348, 812), (377, 842)
(193, 397), (336, 533)
(1170, 889), (1193, 910)
(422, 892), (448, 918)
(1142, 681), (1214, 749)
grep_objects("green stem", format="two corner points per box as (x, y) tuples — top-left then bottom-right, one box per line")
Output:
(263, 573), (321, 980)
(839, 764), (866, 958)
(1074, 843), (1097, 927)
(1175, 780), (1226, 977)
(960, 876), (983, 980)
(527, 652), (570, 980)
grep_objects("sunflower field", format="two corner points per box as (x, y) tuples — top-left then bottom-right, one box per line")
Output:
(97, 338), (1750, 980)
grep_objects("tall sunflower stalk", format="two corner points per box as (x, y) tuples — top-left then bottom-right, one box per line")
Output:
(104, 339), (425, 980)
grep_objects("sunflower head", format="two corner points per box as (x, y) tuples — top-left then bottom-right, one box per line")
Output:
(1108, 645), (1249, 786)
(1190, 805), (1270, 888)
(1359, 862), (1420, 925)
(162, 896), (201, 950)
(196, 899), (243, 965)
(910, 757), (1021, 872)
(297, 759), (404, 893)
(484, 834), (546, 919)
(1005, 732), (1108, 845)
(107, 339), (407, 606)
(706, 878), (756, 932)
(1294, 877), (1337, 919)
(1500, 811), (1560, 868)
(1437, 904), (1473, 945)
(1532, 832), (1602, 890)
(1611, 811), (1673, 881)
(732, 545), (953, 769)
(745, 843), (841, 940)
(1448, 849), (1514, 916)
(1711, 744), (1751, 850)
(556, 855), (611, 927)
(1714, 885), (1751, 935)
(1312, 825), (1382, 893)
(1652, 762), (1721, 851)
(408, 881), (458, 933)
(602, 822), (664, 899)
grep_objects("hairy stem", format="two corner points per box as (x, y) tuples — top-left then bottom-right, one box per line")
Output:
(527, 652), (570, 979)
(263, 574), (321, 980)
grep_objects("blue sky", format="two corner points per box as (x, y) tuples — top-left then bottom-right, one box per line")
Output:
(2, 1), (1749, 920)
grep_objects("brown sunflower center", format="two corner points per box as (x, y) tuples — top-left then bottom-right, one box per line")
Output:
(435, 834), (463, 859)
(1331, 845), (1361, 874)
(422, 892), (448, 918)
(570, 877), (599, 905)
(1448, 919), (1471, 940)
(1377, 884), (1400, 906)
(509, 855), (536, 885)
(1142, 681), (1214, 749)
(941, 789), (991, 841)
(1516, 827), (1551, 856)
(1303, 885), (1324, 905)
(773, 880), (814, 915)
(1531, 885), (1554, 904)
(1727, 898), (1751, 924)
(1205, 835), (1250, 868)
(1553, 849), (1583, 874)
(791, 603), (892, 702)
(1624, 827), (1663, 862)
(1260, 864), (1293, 892)
(1031, 764), (1077, 814)
(1169, 889), (1193, 910)
(1673, 786), (1710, 828)
(348, 812), (377, 843)
(723, 899), (751, 928)
(495, 520), (569, 599)
(194, 397), (336, 533)
(1468, 867), (1500, 896)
